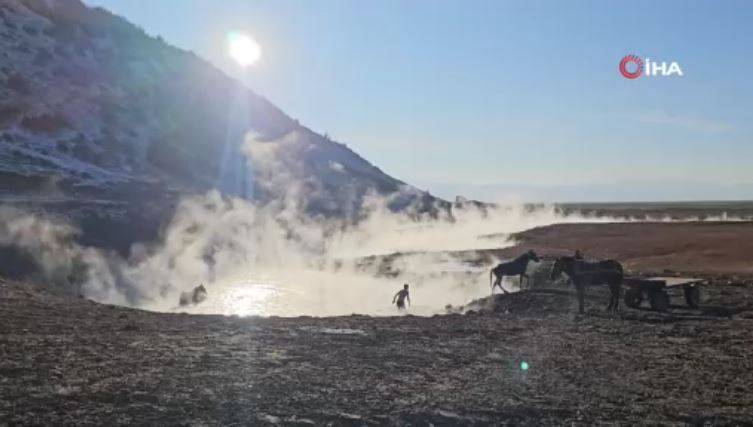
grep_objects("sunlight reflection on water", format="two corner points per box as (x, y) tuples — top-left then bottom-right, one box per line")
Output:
(218, 281), (280, 317)
(164, 255), (540, 317)
(174, 277), (352, 317)
(171, 270), (521, 318)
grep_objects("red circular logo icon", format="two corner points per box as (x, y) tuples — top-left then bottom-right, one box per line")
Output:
(619, 55), (643, 79)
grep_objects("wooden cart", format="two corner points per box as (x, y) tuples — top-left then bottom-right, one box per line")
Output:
(623, 277), (704, 312)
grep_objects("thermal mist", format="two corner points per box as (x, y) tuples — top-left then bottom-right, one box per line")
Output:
(3, 122), (747, 317)
(0, 188), (623, 317)
(128, 185), (633, 317)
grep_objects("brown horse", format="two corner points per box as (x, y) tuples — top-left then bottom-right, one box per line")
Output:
(550, 256), (623, 313)
(489, 250), (540, 293)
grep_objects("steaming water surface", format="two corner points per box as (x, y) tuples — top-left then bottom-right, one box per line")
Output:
(165, 263), (528, 317)
(0, 195), (660, 316)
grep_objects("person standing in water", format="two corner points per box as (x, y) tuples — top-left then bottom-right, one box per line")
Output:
(393, 284), (411, 310)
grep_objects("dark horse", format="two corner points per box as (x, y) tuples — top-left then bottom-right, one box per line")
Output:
(550, 256), (623, 313)
(490, 250), (540, 294)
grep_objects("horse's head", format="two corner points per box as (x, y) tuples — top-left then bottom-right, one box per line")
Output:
(527, 249), (540, 263)
(549, 256), (570, 280)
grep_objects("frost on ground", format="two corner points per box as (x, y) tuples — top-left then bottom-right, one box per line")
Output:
(1, 277), (752, 425)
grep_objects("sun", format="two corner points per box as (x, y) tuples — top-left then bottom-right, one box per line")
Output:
(227, 33), (261, 67)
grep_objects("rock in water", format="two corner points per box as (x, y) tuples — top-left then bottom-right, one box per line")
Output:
(179, 284), (208, 306)
(192, 284), (207, 304)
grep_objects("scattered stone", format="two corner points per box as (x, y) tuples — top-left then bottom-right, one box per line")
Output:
(121, 323), (138, 331)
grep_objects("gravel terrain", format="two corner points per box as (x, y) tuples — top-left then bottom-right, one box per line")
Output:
(2, 276), (753, 425)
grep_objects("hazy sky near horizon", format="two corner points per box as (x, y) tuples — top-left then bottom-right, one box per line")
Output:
(84, 0), (753, 202)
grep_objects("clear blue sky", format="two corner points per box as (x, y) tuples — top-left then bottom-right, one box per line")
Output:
(85, 0), (753, 202)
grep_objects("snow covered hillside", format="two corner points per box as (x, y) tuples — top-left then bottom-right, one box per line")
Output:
(0, 0), (447, 250)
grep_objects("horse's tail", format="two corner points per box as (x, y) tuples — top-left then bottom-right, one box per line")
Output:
(489, 268), (494, 289)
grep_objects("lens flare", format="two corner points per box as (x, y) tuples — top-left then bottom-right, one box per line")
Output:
(520, 361), (529, 371)
(227, 32), (261, 67)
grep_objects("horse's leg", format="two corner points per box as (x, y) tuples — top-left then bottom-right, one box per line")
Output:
(614, 282), (622, 313)
(577, 282), (585, 314)
(607, 284), (614, 311)
(612, 283), (621, 312)
(492, 275), (505, 294)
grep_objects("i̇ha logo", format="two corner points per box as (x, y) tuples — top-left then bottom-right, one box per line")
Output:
(619, 54), (683, 79)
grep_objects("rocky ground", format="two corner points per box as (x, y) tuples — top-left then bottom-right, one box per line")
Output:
(2, 274), (753, 425)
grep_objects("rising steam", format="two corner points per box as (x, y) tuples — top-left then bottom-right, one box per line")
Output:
(0, 189), (618, 317)
(2, 131), (739, 317)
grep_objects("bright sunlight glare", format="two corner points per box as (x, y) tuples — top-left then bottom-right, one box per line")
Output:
(227, 32), (261, 67)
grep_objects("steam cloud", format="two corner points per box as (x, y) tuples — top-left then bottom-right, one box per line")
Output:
(2, 131), (745, 316)
(0, 191), (612, 316)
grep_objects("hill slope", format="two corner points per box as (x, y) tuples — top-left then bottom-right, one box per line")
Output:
(0, 0), (445, 249)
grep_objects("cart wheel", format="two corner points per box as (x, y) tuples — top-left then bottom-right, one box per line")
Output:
(624, 289), (643, 308)
(684, 286), (700, 308)
(649, 290), (670, 312)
